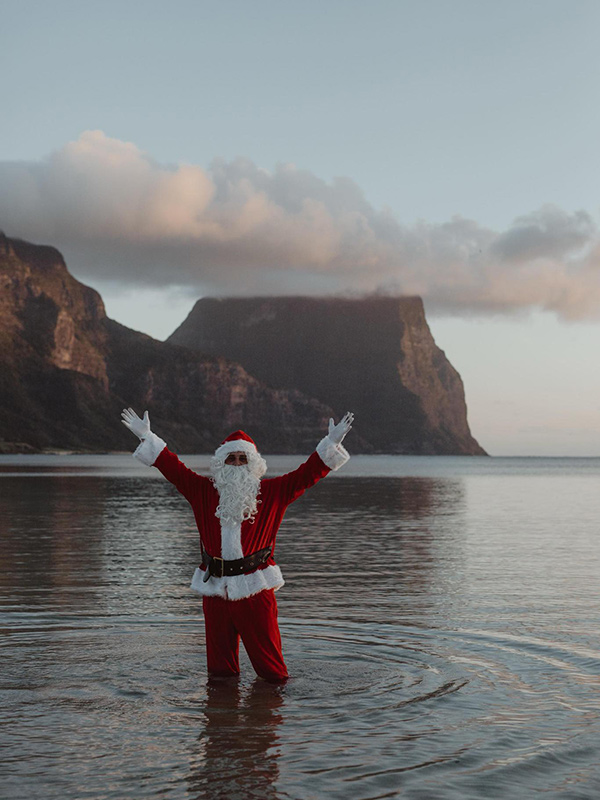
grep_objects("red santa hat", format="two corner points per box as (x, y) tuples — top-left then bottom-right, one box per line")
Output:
(214, 430), (260, 460)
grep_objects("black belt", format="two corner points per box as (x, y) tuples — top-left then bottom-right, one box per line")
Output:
(201, 547), (272, 582)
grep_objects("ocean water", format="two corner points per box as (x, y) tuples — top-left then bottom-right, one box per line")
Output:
(2, 454), (600, 799)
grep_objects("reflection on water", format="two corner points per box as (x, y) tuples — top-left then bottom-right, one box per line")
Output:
(189, 678), (284, 800)
(2, 456), (600, 799)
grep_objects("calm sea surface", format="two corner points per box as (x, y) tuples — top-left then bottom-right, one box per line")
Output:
(2, 454), (600, 799)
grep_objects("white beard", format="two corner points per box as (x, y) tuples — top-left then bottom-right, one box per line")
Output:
(210, 463), (262, 524)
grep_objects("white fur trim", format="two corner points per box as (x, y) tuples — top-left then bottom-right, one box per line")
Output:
(220, 522), (243, 560)
(214, 439), (259, 460)
(190, 564), (285, 600)
(133, 432), (167, 466)
(316, 435), (350, 471)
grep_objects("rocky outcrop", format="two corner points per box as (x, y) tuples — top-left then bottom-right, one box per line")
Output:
(0, 234), (484, 455)
(168, 296), (485, 454)
(0, 234), (335, 453)
(0, 234), (109, 387)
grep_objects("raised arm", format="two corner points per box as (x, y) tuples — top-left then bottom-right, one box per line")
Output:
(121, 407), (204, 503)
(267, 412), (354, 505)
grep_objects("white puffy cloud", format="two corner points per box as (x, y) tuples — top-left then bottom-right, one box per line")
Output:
(1, 130), (599, 319)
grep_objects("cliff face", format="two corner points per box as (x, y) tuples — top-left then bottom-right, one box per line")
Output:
(0, 235), (484, 455)
(0, 235), (334, 453)
(168, 296), (485, 455)
(0, 234), (109, 386)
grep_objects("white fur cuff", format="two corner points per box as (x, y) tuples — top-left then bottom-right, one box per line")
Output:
(316, 435), (350, 471)
(133, 432), (167, 466)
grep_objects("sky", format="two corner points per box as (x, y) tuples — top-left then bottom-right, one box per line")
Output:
(1, 0), (600, 455)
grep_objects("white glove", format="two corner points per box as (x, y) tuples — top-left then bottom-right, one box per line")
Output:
(328, 412), (354, 445)
(121, 407), (151, 440)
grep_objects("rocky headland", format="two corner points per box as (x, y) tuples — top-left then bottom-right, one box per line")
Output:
(169, 296), (486, 455)
(0, 233), (485, 454)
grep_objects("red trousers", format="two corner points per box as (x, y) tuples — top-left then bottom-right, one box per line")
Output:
(202, 589), (289, 683)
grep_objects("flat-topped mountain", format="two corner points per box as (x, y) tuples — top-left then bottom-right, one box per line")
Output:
(168, 296), (486, 455)
(0, 234), (336, 453)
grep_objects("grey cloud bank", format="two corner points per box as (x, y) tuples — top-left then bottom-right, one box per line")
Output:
(1, 130), (599, 319)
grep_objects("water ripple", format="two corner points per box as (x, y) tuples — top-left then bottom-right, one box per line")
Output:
(3, 461), (600, 798)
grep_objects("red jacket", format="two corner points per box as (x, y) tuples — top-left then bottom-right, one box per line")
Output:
(155, 445), (329, 559)
(138, 439), (348, 600)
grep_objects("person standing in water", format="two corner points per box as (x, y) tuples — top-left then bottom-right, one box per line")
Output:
(121, 408), (354, 683)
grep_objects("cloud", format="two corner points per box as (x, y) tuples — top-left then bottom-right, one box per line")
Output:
(1, 130), (599, 319)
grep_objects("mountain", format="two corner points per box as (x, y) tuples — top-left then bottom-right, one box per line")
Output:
(0, 234), (485, 455)
(0, 234), (336, 453)
(168, 296), (486, 455)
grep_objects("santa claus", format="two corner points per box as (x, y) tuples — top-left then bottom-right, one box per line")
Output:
(121, 408), (353, 682)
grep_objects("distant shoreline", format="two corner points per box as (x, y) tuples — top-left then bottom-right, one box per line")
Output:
(1, 448), (599, 459)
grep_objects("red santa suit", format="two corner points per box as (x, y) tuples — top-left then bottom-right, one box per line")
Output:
(133, 429), (350, 682)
